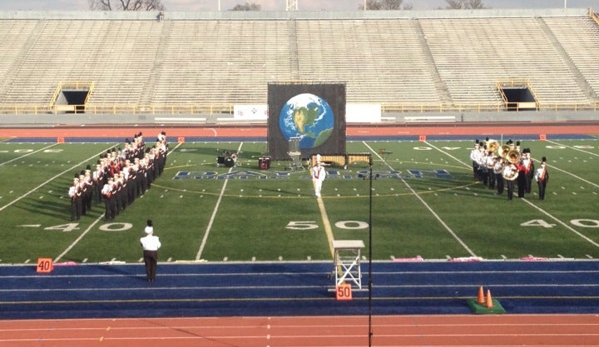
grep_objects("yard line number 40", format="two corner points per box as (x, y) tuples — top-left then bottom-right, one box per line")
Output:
(521, 219), (599, 228)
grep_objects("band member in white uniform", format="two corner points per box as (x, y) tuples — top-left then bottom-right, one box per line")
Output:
(534, 157), (549, 200)
(311, 160), (326, 198)
(140, 220), (161, 282)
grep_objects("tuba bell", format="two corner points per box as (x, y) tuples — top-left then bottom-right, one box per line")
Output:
(498, 145), (511, 159)
(502, 163), (519, 181)
(486, 140), (500, 153)
(506, 149), (521, 164)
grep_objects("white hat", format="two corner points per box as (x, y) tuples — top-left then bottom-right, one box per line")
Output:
(144, 226), (153, 234)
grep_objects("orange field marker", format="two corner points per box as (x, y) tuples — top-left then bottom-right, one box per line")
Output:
(57, 137), (64, 143)
(539, 134), (546, 141)
(485, 289), (494, 308)
(335, 282), (353, 301)
(36, 258), (53, 273)
(178, 136), (185, 143)
(419, 135), (426, 142)
(477, 286), (485, 304)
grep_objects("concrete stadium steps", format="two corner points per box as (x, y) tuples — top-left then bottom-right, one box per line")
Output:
(0, 10), (597, 109)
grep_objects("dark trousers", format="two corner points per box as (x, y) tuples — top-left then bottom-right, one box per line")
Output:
(71, 198), (82, 221)
(496, 175), (504, 195)
(506, 180), (515, 200)
(143, 250), (158, 281)
(538, 181), (547, 200)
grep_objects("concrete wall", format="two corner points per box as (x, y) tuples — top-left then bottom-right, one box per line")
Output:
(0, 110), (596, 127)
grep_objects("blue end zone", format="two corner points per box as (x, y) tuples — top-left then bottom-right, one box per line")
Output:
(1, 261), (598, 319)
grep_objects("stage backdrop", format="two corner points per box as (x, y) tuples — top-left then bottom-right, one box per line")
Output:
(267, 83), (346, 160)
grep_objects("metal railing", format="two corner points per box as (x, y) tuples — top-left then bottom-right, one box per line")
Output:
(1, 101), (597, 116)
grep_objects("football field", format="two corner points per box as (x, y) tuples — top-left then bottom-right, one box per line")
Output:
(0, 135), (598, 265)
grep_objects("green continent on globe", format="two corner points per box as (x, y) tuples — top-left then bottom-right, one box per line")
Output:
(313, 128), (333, 147)
(293, 106), (318, 134)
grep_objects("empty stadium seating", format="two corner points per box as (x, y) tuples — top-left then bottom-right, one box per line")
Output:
(0, 8), (597, 115)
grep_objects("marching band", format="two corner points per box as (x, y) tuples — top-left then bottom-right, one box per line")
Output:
(470, 138), (548, 200)
(69, 131), (169, 221)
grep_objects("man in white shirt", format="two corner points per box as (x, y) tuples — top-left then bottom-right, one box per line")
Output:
(140, 220), (161, 282)
(311, 160), (326, 198)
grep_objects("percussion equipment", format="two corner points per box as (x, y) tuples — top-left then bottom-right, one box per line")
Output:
(258, 157), (270, 170)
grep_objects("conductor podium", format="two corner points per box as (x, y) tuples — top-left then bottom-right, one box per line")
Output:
(331, 240), (365, 291)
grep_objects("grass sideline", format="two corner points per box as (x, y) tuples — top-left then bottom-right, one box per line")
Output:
(0, 137), (598, 265)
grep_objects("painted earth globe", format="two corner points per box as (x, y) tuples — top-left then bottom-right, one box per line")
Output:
(279, 93), (334, 149)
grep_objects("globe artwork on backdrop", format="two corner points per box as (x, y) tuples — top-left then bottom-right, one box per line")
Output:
(279, 93), (335, 149)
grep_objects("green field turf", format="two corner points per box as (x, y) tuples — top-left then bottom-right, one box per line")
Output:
(0, 137), (598, 264)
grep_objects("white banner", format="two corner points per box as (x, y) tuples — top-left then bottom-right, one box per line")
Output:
(346, 104), (381, 123)
(233, 105), (268, 120)
(233, 103), (381, 123)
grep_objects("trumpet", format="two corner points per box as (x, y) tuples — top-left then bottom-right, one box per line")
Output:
(502, 163), (519, 181)
(506, 149), (521, 164)
(486, 140), (500, 153)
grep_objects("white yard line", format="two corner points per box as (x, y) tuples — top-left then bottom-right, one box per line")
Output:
(54, 216), (105, 262)
(0, 143), (58, 166)
(195, 142), (243, 261)
(545, 139), (599, 157)
(365, 141), (477, 257)
(0, 145), (118, 213)
(426, 140), (599, 250)
(522, 198), (599, 248)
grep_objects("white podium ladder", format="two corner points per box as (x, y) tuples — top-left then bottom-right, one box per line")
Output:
(332, 240), (365, 291)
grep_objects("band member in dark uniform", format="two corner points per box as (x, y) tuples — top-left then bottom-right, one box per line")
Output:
(534, 157), (549, 200)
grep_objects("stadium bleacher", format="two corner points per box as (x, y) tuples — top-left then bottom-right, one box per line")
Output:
(0, 8), (597, 120)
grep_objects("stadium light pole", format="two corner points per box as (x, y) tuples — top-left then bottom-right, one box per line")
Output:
(368, 157), (373, 347)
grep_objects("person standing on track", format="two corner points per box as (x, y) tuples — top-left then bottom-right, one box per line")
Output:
(140, 220), (161, 282)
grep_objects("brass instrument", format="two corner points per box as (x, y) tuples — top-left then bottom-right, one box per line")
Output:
(502, 163), (519, 181)
(506, 149), (521, 164)
(498, 145), (511, 159)
(486, 140), (500, 153)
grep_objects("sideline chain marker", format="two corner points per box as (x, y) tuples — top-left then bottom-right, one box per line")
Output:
(336, 282), (353, 301)
(36, 258), (54, 273)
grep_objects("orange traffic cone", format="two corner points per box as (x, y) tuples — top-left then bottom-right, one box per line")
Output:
(477, 286), (485, 304)
(485, 289), (494, 308)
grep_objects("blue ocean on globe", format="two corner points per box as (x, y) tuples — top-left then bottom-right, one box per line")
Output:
(279, 93), (335, 149)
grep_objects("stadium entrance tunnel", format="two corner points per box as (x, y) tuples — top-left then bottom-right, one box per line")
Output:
(55, 89), (89, 114)
(499, 86), (538, 111)
(51, 81), (94, 114)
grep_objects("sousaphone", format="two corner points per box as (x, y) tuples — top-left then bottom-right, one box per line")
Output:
(498, 145), (511, 159)
(486, 139), (500, 153)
